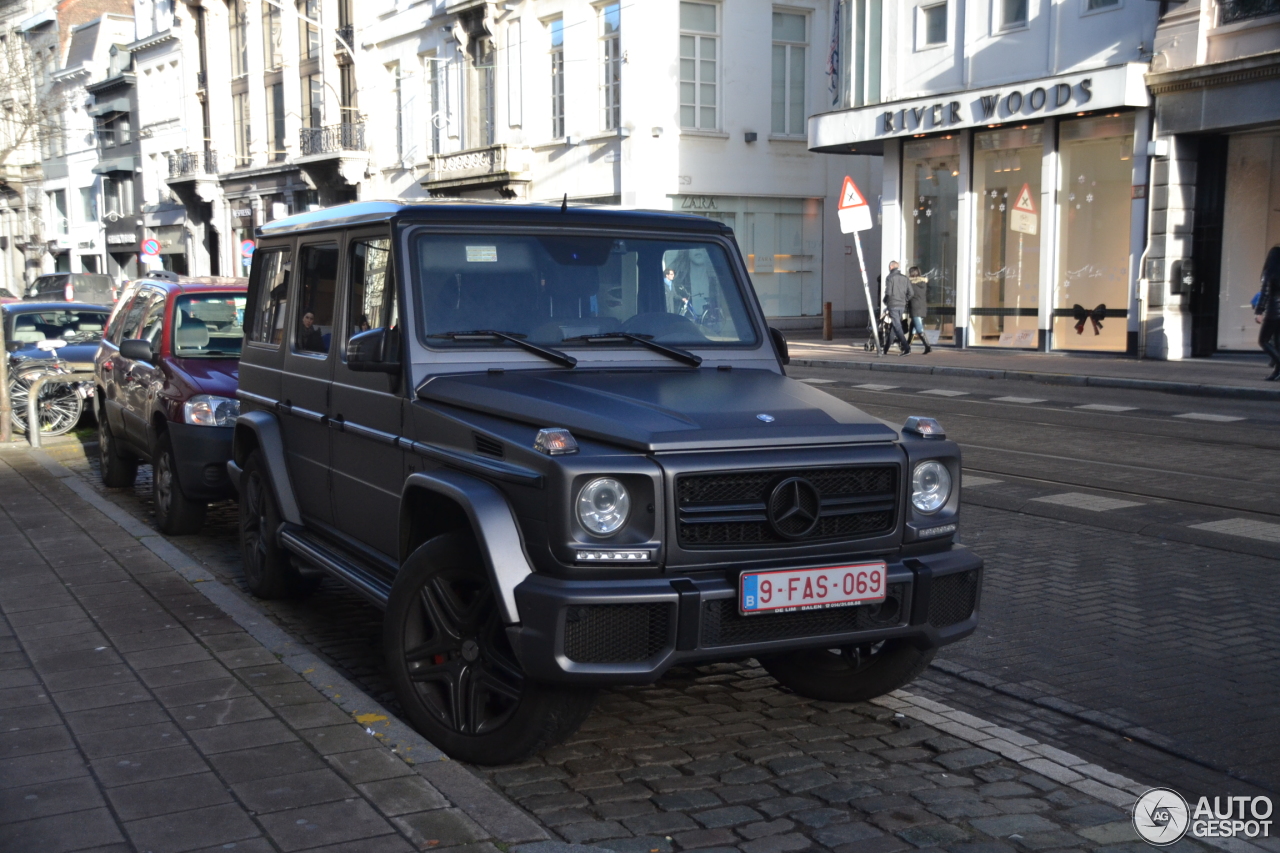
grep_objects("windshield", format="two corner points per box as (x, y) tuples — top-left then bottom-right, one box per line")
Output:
(414, 233), (758, 348)
(8, 309), (110, 345)
(173, 294), (247, 357)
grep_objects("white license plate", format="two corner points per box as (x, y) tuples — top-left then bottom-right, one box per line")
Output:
(740, 562), (888, 615)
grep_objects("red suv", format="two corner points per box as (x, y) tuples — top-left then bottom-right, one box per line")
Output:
(94, 279), (247, 533)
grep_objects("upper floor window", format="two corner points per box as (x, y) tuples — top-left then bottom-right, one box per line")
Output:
(1086, 0), (1119, 9)
(229, 0), (248, 77)
(550, 18), (565, 139)
(233, 91), (251, 166)
(302, 73), (323, 128)
(921, 3), (947, 46)
(771, 11), (806, 136)
(103, 176), (135, 217)
(299, 0), (321, 62)
(46, 190), (67, 235)
(263, 1), (283, 70)
(679, 2), (718, 130)
(95, 112), (131, 148)
(600, 3), (621, 131)
(267, 82), (286, 160)
(1001, 0), (1029, 28)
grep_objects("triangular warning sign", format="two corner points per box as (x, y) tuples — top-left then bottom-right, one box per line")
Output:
(1013, 183), (1036, 214)
(839, 176), (868, 210)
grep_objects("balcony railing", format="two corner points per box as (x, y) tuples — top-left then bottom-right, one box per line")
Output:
(335, 24), (354, 50)
(423, 144), (530, 181)
(168, 150), (218, 177)
(1220, 0), (1280, 23)
(299, 122), (367, 156)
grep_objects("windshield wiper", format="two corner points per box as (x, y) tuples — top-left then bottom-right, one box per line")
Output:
(563, 332), (703, 367)
(427, 330), (577, 368)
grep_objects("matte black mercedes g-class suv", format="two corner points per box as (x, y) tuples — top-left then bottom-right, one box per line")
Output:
(230, 201), (981, 765)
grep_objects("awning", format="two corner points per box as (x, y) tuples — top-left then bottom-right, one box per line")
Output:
(87, 98), (130, 117)
(92, 157), (135, 175)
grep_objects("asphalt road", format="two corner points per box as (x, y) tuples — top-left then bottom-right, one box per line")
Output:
(49, 366), (1279, 811)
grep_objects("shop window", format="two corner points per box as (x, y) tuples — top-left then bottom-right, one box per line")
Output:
(771, 12), (807, 137)
(902, 137), (959, 341)
(249, 248), (291, 346)
(1054, 114), (1134, 352)
(921, 3), (947, 46)
(972, 125), (1042, 347)
(679, 2), (718, 130)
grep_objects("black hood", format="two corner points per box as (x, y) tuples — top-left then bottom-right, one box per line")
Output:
(417, 368), (898, 452)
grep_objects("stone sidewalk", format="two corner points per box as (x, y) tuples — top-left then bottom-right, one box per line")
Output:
(0, 445), (549, 853)
(784, 335), (1279, 400)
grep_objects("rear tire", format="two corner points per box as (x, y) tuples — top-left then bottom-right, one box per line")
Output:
(759, 640), (935, 703)
(97, 412), (138, 488)
(385, 531), (596, 765)
(238, 451), (311, 598)
(152, 431), (206, 535)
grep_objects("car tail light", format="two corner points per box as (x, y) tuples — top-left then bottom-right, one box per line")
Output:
(63, 282), (74, 301)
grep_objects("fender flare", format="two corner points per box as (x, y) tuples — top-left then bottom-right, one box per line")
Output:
(230, 411), (303, 526)
(401, 470), (533, 625)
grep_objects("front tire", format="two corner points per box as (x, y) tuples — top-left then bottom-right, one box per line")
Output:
(759, 640), (935, 703)
(238, 451), (310, 599)
(152, 431), (206, 535)
(98, 411), (138, 488)
(385, 532), (596, 765)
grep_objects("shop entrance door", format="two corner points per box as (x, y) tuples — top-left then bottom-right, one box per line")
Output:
(902, 137), (960, 343)
(1190, 136), (1227, 357)
(1217, 131), (1280, 351)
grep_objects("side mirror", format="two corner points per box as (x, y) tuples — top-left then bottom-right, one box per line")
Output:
(119, 338), (153, 362)
(347, 327), (401, 374)
(769, 327), (790, 365)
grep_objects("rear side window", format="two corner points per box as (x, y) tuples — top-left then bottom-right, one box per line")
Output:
(294, 243), (339, 355)
(248, 247), (291, 346)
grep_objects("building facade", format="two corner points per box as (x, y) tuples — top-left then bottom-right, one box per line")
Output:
(1143, 0), (1280, 358)
(811, 0), (1161, 352)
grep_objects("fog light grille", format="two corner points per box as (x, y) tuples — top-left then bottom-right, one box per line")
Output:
(928, 570), (979, 628)
(563, 603), (671, 663)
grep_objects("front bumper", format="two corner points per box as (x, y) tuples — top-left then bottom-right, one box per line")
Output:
(167, 422), (235, 501)
(508, 546), (982, 685)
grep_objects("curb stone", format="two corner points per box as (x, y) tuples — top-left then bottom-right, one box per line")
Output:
(26, 447), (551, 846)
(790, 356), (1280, 401)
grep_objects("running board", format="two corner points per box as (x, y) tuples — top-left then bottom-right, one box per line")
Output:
(278, 524), (392, 609)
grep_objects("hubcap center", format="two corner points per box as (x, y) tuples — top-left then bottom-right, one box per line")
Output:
(460, 639), (480, 662)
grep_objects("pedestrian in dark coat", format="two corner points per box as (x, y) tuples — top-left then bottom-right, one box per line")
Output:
(906, 265), (932, 355)
(882, 261), (913, 355)
(1256, 245), (1280, 381)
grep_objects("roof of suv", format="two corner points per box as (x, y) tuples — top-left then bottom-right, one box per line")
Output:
(257, 200), (734, 238)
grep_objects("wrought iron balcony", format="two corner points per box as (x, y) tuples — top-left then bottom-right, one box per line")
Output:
(167, 150), (218, 178)
(1220, 0), (1280, 23)
(299, 122), (367, 156)
(420, 143), (532, 195)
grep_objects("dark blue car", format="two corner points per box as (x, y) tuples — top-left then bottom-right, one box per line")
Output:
(4, 302), (111, 435)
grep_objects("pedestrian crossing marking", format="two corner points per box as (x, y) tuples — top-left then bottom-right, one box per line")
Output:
(1173, 413), (1244, 423)
(1074, 404), (1136, 412)
(962, 476), (1003, 488)
(1189, 518), (1280, 543)
(1030, 492), (1144, 512)
(798, 378), (836, 385)
(920, 389), (968, 397)
(993, 396), (1047, 404)
(855, 384), (898, 391)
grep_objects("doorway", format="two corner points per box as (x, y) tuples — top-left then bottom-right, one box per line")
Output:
(1190, 135), (1227, 357)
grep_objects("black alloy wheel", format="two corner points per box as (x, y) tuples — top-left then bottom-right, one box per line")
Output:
(97, 411), (138, 488)
(759, 639), (935, 703)
(385, 532), (595, 764)
(238, 451), (310, 599)
(152, 431), (205, 535)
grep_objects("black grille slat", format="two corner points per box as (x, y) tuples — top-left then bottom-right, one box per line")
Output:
(563, 604), (671, 663)
(928, 570), (979, 628)
(677, 466), (898, 548)
(473, 433), (504, 458)
(702, 583), (909, 646)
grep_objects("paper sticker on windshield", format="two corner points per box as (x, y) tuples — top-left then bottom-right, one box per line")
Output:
(466, 246), (498, 263)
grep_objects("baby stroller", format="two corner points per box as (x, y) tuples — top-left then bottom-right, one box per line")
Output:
(862, 310), (894, 354)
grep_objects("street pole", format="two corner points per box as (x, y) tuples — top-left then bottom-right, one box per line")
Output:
(852, 231), (883, 356)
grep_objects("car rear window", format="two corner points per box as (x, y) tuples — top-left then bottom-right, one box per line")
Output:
(9, 309), (111, 344)
(173, 294), (247, 357)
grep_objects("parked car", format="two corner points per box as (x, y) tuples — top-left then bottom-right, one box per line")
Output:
(230, 201), (982, 765)
(26, 273), (118, 305)
(94, 279), (247, 534)
(3, 302), (110, 435)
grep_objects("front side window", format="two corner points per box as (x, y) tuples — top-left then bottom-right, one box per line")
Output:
(922, 3), (947, 45)
(229, 0), (248, 76)
(679, 2), (718, 130)
(414, 233), (758, 349)
(771, 12), (806, 136)
(295, 243), (339, 354)
(139, 291), (169, 348)
(600, 3), (621, 131)
(249, 248), (291, 345)
(549, 19), (565, 139)
(173, 294), (247, 356)
(347, 238), (397, 346)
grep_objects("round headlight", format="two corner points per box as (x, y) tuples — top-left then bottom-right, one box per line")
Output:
(911, 461), (952, 514)
(577, 478), (631, 536)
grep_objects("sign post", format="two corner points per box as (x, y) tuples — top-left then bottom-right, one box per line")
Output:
(1009, 184), (1037, 315)
(837, 176), (883, 356)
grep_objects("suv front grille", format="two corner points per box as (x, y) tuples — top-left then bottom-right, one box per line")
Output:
(563, 603), (672, 663)
(676, 466), (898, 548)
(701, 582), (909, 646)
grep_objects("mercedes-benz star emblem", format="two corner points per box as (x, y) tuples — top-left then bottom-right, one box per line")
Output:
(767, 477), (821, 539)
(756, 413), (775, 423)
